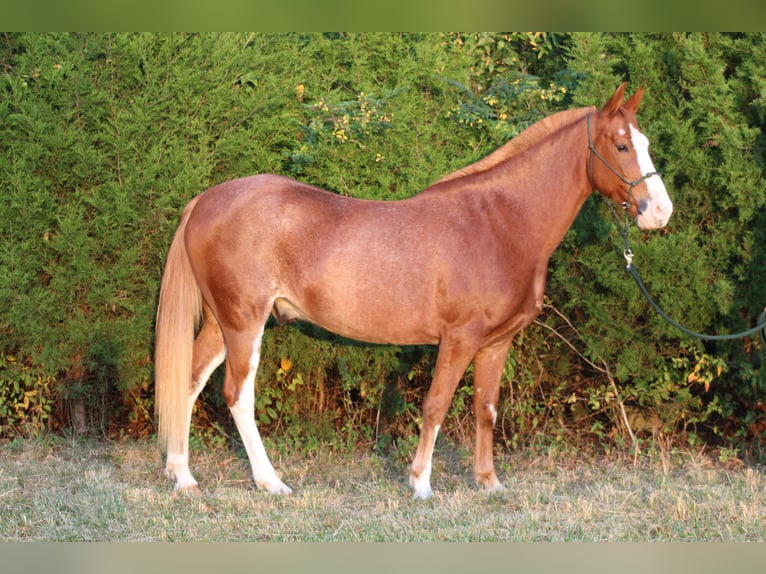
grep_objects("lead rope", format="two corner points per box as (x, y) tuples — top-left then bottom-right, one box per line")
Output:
(587, 114), (766, 343)
(615, 208), (766, 342)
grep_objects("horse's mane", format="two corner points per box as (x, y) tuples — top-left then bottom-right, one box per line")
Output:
(434, 106), (596, 185)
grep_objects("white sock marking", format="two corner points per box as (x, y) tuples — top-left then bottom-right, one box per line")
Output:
(229, 332), (292, 495)
(166, 350), (225, 491)
(411, 424), (440, 499)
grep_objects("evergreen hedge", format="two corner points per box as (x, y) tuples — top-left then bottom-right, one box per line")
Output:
(1, 33), (764, 459)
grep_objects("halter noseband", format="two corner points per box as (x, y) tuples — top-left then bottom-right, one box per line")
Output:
(586, 114), (661, 212)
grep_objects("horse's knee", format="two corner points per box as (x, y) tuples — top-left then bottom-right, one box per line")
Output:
(422, 395), (449, 425)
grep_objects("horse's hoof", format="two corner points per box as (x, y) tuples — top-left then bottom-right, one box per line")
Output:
(257, 479), (293, 496)
(483, 481), (505, 496)
(409, 473), (433, 500)
(174, 484), (202, 497)
(477, 474), (505, 495)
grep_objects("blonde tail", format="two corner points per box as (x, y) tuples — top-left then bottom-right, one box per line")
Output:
(154, 196), (203, 456)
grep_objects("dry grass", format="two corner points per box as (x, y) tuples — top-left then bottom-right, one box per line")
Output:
(1, 435), (765, 542)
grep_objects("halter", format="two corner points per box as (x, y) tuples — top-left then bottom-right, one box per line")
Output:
(587, 115), (766, 342)
(586, 113), (661, 267)
(586, 113), (661, 211)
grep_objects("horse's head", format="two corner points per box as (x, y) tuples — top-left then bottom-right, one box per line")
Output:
(589, 83), (673, 230)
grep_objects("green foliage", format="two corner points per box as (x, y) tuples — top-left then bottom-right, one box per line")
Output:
(553, 32), (766, 452)
(1, 33), (765, 459)
(441, 32), (578, 145)
(444, 72), (572, 142)
(0, 354), (54, 436)
(286, 88), (399, 181)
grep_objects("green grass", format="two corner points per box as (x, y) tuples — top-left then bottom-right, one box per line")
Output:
(1, 435), (764, 541)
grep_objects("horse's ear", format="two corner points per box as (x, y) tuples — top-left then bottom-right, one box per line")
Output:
(601, 82), (628, 116)
(623, 86), (644, 115)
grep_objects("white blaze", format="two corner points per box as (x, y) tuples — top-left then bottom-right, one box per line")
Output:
(629, 124), (673, 229)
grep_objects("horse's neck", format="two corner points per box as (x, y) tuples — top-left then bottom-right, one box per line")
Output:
(469, 119), (593, 256)
(525, 140), (591, 252)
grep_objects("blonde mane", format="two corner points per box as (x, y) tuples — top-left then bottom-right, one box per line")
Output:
(435, 106), (596, 184)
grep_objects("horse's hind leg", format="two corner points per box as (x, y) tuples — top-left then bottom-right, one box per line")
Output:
(223, 324), (292, 496)
(165, 302), (226, 492)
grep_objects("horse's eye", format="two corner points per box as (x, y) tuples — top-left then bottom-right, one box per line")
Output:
(616, 144), (629, 152)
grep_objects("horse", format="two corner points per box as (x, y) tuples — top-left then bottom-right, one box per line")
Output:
(154, 83), (673, 499)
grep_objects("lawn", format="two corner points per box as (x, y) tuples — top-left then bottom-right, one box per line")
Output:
(1, 435), (764, 542)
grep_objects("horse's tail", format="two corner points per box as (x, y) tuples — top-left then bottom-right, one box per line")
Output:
(154, 196), (203, 456)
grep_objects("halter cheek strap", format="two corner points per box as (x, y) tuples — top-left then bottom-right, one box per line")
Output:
(586, 114), (661, 211)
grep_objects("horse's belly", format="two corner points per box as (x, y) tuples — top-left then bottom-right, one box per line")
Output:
(273, 293), (440, 346)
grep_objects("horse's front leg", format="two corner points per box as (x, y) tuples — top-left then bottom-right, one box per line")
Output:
(409, 338), (477, 499)
(472, 338), (512, 493)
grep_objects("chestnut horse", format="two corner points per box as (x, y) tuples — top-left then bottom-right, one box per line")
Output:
(155, 83), (672, 499)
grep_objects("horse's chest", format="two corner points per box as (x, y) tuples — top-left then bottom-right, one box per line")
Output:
(486, 264), (547, 335)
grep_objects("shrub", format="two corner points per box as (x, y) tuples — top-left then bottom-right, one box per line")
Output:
(1, 33), (764, 460)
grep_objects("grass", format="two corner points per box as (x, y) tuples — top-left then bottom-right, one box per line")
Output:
(1, 434), (765, 542)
